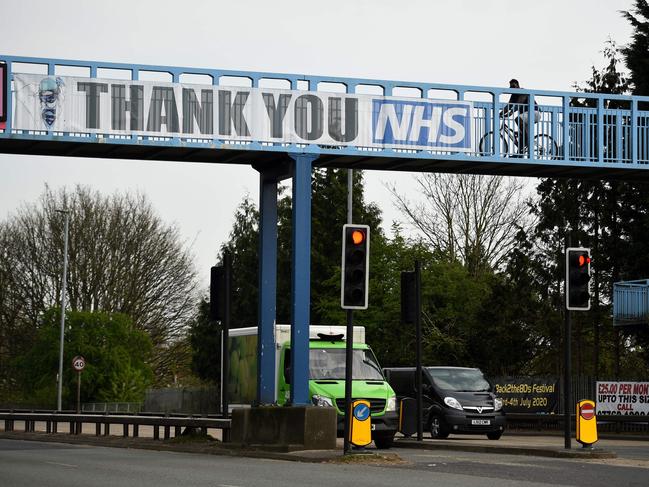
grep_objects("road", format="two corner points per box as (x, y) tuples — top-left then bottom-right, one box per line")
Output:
(1, 437), (648, 487)
(392, 447), (648, 486)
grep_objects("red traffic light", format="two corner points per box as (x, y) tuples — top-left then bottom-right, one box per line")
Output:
(566, 247), (591, 311)
(351, 230), (365, 245)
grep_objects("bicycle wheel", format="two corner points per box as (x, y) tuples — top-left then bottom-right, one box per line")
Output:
(533, 134), (559, 159)
(479, 131), (509, 156)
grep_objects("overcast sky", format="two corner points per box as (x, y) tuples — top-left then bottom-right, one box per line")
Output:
(0, 0), (635, 287)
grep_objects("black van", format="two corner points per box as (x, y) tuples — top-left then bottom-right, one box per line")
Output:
(383, 366), (506, 440)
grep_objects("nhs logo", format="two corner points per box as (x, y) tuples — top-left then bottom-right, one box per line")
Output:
(372, 99), (473, 151)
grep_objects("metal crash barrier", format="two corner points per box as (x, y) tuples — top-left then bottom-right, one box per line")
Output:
(0, 411), (230, 440)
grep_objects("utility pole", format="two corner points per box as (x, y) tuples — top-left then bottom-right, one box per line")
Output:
(56, 209), (70, 412)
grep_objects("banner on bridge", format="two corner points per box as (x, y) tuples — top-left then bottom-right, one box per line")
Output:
(493, 377), (559, 414)
(13, 74), (473, 152)
(597, 381), (649, 415)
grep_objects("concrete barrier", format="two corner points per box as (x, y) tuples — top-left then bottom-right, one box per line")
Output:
(230, 406), (336, 451)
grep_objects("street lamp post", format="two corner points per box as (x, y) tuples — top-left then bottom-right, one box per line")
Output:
(56, 209), (70, 412)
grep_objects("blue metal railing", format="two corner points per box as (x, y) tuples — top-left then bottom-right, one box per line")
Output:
(614, 279), (649, 325)
(3, 54), (649, 173)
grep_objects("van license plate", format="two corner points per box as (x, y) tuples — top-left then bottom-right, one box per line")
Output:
(471, 419), (490, 425)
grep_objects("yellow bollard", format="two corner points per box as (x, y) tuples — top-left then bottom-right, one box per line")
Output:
(349, 399), (372, 448)
(576, 399), (598, 448)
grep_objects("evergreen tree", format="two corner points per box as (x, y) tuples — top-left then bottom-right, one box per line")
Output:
(621, 0), (649, 96)
(220, 195), (260, 328)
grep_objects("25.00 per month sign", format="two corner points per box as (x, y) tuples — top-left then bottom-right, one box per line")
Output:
(597, 381), (649, 415)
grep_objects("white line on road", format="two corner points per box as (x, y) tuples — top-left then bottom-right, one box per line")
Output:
(45, 461), (78, 468)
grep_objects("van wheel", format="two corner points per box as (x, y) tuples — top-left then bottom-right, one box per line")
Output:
(429, 414), (449, 439)
(373, 434), (394, 449)
(487, 431), (503, 440)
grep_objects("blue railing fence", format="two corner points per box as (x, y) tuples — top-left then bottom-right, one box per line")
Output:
(614, 279), (649, 325)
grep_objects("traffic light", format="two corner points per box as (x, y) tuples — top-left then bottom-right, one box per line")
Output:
(341, 224), (370, 309)
(566, 247), (591, 311)
(401, 271), (417, 324)
(210, 265), (225, 320)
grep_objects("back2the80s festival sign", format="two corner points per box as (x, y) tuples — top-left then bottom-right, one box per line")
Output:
(12, 74), (473, 152)
(597, 381), (649, 415)
(493, 377), (558, 413)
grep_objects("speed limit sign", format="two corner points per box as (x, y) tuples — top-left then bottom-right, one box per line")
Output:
(72, 356), (85, 371)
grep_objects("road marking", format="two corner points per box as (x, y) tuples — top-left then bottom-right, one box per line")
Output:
(412, 454), (555, 469)
(217, 484), (242, 487)
(45, 461), (78, 468)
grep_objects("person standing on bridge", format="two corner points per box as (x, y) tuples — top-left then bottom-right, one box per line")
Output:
(501, 79), (540, 155)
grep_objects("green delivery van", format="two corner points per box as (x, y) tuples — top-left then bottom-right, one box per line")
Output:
(225, 325), (398, 448)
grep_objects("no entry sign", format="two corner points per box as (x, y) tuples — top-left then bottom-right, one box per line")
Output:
(580, 403), (595, 420)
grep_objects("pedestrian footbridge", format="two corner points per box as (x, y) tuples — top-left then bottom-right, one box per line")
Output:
(1, 55), (649, 180)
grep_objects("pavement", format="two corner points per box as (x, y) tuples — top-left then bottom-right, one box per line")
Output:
(394, 433), (618, 459)
(0, 429), (632, 463)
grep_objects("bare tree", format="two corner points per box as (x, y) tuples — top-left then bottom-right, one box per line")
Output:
(0, 185), (197, 385)
(388, 173), (532, 273)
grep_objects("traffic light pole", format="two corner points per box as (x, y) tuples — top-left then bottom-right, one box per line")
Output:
(343, 308), (353, 454)
(415, 261), (423, 442)
(564, 306), (571, 449)
(223, 252), (231, 425)
(564, 236), (572, 450)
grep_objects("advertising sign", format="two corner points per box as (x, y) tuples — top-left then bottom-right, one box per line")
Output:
(596, 381), (649, 415)
(493, 377), (559, 413)
(12, 74), (474, 152)
(0, 63), (6, 123)
(226, 334), (258, 405)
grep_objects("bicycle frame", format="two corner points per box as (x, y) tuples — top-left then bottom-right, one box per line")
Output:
(499, 121), (518, 147)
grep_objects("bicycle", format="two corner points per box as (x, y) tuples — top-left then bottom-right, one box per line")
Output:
(479, 119), (558, 159)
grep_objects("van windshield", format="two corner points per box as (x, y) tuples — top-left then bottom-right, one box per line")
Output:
(426, 367), (490, 392)
(309, 348), (384, 381)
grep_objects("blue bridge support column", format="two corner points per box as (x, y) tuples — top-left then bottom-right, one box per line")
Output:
(256, 169), (280, 405)
(289, 153), (318, 405)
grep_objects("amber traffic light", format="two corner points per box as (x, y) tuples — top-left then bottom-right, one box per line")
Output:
(341, 224), (370, 310)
